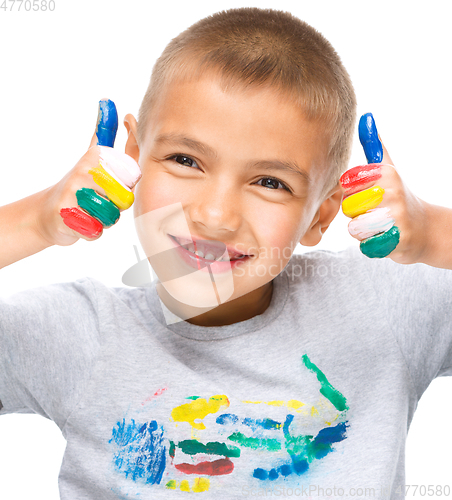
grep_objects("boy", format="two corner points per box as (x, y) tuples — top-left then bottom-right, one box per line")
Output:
(1, 7), (452, 498)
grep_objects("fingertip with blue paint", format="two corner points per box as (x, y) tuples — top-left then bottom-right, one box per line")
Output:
(359, 112), (383, 164)
(96, 98), (118, 148)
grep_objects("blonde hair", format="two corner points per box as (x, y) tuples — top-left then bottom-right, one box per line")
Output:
(137, 8), (356, 192)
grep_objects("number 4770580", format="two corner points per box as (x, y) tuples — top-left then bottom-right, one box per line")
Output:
(0, 0), (56, 11)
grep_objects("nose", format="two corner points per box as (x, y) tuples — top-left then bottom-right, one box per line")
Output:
(187, 179), (243, 233)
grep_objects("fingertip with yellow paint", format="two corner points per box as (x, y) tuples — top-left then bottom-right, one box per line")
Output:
(342, 186), (385, 218)
(89, 165), (135, 210)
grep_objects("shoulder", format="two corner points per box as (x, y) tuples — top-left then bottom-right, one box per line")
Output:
(0, 277), (149, 333)
(284, 246), (368, 285)
(0, 277), (100, 322)
(283, 246), (452, 296)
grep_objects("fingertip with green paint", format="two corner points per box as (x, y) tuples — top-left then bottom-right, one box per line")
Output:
(76, 188), (120, 227)
(360, 226), (400, 258)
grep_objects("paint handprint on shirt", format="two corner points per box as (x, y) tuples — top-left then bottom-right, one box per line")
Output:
(109, 354), (349, 494)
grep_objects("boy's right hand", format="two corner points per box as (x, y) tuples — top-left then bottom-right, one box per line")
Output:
(37, 99), (141, 247)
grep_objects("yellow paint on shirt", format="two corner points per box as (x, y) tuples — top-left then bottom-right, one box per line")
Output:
(193, 477), (210, 492)
(180, 480), (190, 492)
(171, 395), (230, 430)
(242, 399), (305, 412)
(287, 399), (305, 410)
(311, 406), (319, 416)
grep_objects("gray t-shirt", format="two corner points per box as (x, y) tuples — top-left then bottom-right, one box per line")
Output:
(1, 247), (452, 499)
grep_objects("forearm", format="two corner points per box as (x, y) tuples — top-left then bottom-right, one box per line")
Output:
(420, 202), (452, 270)
(0, 188), (54, 269)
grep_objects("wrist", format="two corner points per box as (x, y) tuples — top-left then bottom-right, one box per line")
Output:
(33, 186), (60, 247)
(418, 201), (452, 270)
(0, 189), (54, 269)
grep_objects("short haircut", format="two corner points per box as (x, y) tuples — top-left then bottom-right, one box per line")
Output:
(137, 7), (356, 194)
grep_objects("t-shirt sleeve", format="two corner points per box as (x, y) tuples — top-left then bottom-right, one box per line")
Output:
(0, 278), (101, 429)
(362, 253), (452, 400)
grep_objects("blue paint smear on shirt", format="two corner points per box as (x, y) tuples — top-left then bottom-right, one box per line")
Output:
(216, 413), (281, 432)
(253, 419), (349, 481)
(242, 417), (281, 432)
(307, 421), (349, 461)
(216, 413), (239, 425)
(110, 419), (166, 485)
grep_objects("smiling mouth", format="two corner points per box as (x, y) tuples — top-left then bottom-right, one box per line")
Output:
(169, 235), (249, 262)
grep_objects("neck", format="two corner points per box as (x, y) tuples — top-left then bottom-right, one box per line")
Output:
(156, 280), (274, 327)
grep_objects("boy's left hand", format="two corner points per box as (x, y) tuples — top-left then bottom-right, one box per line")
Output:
(340, 113), (429, 264)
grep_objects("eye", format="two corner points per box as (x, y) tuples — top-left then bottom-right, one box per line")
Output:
(256, 177), (291, 192)
(169, 154), (199, 169)
(167, 155), (291, 192)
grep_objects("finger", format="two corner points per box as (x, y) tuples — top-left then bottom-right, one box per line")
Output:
(345, 113), (400, 259)
(340, 163), (382, 197)
(89, 98), (118, 149)
(359, 226), (400, 258)
(359, 112), (394, 166)
(88, 167), (134, 210)
(98, 147), (141, 189)
(60, 207), (104, 238)
(342, 186), (385, 218)
(86, 99), (141, 210)
(348, 207), (395, 241)
(75, 188), (120, 227)
(61, 99), (122, 238)
(359, 112), (383, 164)
(340, 113), (390, 198)
(60, 189), (120, 237)
(88, 147), (142, 210)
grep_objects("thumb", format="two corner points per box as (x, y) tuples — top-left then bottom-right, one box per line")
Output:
(359, 112), (393, 166)
(88, 98), (118, 149)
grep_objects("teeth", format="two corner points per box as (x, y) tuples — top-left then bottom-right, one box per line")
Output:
(181, 243), (216, 260)
(175, 236), (247, 261)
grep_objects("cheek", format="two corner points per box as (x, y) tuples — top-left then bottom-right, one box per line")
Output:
(257, 199), (317, 261)
(134, 172), (186, 217)
(252, 205), (301, 259)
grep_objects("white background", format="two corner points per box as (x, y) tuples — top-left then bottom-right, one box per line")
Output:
(1, 0), (451, 498)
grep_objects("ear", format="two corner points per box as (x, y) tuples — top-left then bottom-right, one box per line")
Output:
(300, 183), (343, 246)
(124, 114), (140, 162)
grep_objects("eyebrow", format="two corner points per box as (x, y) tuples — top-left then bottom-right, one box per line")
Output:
(154, 133), (311, 184)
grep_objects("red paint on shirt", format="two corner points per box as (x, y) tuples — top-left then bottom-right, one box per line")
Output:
(175, 458), (234, 476)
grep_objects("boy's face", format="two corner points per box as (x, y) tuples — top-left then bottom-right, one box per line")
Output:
(125, 75), (341, 326)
